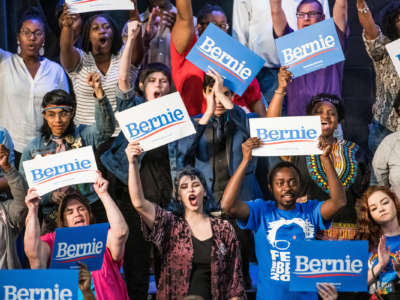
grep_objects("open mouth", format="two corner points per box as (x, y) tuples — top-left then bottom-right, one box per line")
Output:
(99, 37), (107, 45)
(188, 194), (198, 206)
(321, 121), (329, 129)
(74, 219), (85, 226)
(153, 91), (161, 98)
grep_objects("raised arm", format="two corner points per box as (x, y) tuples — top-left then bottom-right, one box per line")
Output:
(128, 0), (145, 66)
(333, 0), (348, 33)
(171, 0), (195, 54)
(319, 138), (347, 221)
(24, 189), (51, 269)
(270, 0), (288, 37)
(356, 0), (379, 40)
(126, 142), (156, 229)
(94, 172), (129, 262)
(59, 4), (81, 72)
(221, 138), (262, 221)
(266, 67), (292, 117)
(119, 21), (141, 92)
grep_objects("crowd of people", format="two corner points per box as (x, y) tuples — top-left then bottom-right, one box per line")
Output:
(1, 0), (400, 299)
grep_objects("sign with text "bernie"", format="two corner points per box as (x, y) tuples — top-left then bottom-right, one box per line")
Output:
(23, 146), (98, 196)
(386, 38), (400, 78)
(116, 92), (196, 152)
(249, 116), (322, 156)
(0, 269), (78, 300)
(290, 241), (368, 292)
(66, 0), (134, 14)
(275, 19), (345, 78)
(50, 223), (109, 272)
(186, 23), (265, 96)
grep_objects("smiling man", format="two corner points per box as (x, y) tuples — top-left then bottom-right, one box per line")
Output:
(270, 0), (348, 117)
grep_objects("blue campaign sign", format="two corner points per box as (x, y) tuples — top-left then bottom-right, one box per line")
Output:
(186, 23), (265, 96)
(290, 241), (368, 292)
(275, 19), (345, 78)
(50, 222), (109, 271)
(0, 269), (78, 300)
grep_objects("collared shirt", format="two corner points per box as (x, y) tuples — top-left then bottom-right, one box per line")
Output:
(142, 205), (246, 299)
(232, 0), (330, 68)
(363, 28), (400, 132)
(0, 49), (69, 152)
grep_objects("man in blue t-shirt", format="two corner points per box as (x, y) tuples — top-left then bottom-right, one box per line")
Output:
(221, 137), (347, 300)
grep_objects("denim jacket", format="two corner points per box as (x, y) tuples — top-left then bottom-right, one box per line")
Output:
(177, 106), (262, 203)
(19, 95), (115, 206)
(101, 88), (181, 185)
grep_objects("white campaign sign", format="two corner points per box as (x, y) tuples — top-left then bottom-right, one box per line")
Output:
(250, 116), (323, 156)
(386, 38), (400, 78)
(23, 146), (98, 196)
(66, 0), (135, 14)
(116, 92), (196, 151)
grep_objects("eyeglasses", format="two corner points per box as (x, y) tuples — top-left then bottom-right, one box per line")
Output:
(296, 11), (322, 19)
(20, 29), (44, 38)
(201, 21), (229, 31)
(44, 111), (73, 119)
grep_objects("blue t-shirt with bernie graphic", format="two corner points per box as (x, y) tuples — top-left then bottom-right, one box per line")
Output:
(238, 199), (331, 300)
(369, 234), (400, 295)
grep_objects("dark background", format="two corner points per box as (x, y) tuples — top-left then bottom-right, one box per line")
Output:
(0, 0), (392, 151)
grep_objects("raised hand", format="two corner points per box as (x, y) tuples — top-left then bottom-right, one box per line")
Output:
(0, 144), (11, 172)
(377, 235), (391, 271)
(86, 72), (104, 99)
(125, 142), (143, 164)
(277, 66), (292, 92)
(127, 20), (142, 42)
(241, 137), (262, 163)
(318, 135), (332, 158)
(161, 10), (176, 31)
(93, 171), (109, 196)
(145, 7), (161, 42)
(60, 3), (74, 28)
(207, 67), (225, 96)
(317, 283), (338, 300)
(78, 262), (92, 293)
(25, 188), (41, 213)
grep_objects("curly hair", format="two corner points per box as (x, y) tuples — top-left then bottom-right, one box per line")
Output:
(379, 1), (400, 41)
(356, 186), (400, 253)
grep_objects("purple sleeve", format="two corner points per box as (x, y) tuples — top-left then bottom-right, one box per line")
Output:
(140, 205), (174, 254)
(273, 23), (294, 38)
(335, 24), (349, 52)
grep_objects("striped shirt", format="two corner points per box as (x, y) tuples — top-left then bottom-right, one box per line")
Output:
(68, 48), (137, 136)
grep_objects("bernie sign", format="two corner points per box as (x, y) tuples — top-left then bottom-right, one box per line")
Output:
(275, 19), (345, 78)
(290, 241), (368, 292)
(50, 223), (109, 272)
(186, 23), (265, 96)
(66, 0), (135, 14)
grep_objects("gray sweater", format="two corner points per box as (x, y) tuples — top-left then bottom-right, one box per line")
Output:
(0, 166), (28, 269)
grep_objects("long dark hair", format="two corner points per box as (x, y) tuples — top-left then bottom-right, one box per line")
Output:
(379, 1), (400, 41)
(40, 89), (76, 140)
(356, 186), (400, 253)
(81, 14), (122, 55)
(168, 167), (216, 217)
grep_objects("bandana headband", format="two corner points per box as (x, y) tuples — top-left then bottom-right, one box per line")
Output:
(42, 106), (74, 113)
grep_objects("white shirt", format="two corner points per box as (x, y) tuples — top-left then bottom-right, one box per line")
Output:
(0, 49), (69, 153)
(232, 0), (330, 68)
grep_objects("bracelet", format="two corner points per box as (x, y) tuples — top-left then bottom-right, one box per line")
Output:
(357, 4), (370, 14)
(274, 90), (286, 96)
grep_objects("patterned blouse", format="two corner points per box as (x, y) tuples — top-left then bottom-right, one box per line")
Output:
(141, 205), (246, 300)
(363, 27), (400, 132)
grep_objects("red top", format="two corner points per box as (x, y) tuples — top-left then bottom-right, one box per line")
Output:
(170, 35), (262, 116)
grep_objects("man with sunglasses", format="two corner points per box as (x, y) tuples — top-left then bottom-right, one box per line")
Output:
(270, 0), (348, 117)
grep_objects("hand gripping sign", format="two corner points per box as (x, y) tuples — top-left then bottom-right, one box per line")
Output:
(0, 269), (78, 300)
(290, 241), (368, 292)
(50, 223), (109, 272)
(249, 116), (322, 156)
(66, 0), (135, 14)
(23, 146), (98, 196)
(116, 92), (196, 151)
(386, 38), (400, 78)
(186, 23), (265, 96)
(275, 19), (345, 78)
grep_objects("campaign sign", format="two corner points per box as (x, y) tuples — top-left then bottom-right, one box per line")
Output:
(275, 19), (345, 78)
(23, 146), (98, 196)
(186, 23), (265, 96)
(386, 38), (400, 78)
(0, 269), (78, 300)
(67, 0), (135, 14)
(249, 116), (322, 156)
(290, 241), (368, 292)
(50, 223), (109, 271)
(116, 92), (196, 152)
